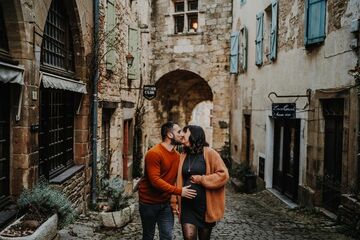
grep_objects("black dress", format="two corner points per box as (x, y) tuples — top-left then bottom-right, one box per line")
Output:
(181, 154), (215, 228)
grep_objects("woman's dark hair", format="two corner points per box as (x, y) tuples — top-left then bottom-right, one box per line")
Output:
(183, 125), (209, 154)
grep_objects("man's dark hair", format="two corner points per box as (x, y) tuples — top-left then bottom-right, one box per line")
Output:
(161, 121), (175, 141)
(183, 125), (209, 154)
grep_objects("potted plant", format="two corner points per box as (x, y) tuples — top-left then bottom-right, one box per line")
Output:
(230, 162), (257, 193)
(0, 182), (75, 240)
(98, 177), (135, 228)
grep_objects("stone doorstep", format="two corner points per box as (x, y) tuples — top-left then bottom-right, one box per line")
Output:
(100, 203), (136, 228)
(0, 214), (58, 240)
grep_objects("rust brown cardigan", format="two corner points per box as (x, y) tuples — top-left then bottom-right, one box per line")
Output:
(172, 147), (229, 223)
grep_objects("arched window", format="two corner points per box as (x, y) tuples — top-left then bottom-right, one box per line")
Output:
(41, 0), (75, 73)
(0, 4), (9, 53)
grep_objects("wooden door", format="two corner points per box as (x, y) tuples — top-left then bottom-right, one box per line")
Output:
(273, 119), (300, 201)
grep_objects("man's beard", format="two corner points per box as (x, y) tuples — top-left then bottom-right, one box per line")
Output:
(170, 138), (182, 146)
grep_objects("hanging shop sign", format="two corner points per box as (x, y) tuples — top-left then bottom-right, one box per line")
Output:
(143, 85), (157, 100)
(272, 103), (296, 119)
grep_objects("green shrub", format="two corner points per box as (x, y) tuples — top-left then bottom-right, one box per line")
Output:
(101, 177), (132, 211)
(17, 182), (76, 228)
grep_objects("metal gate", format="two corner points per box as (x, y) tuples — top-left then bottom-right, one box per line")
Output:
(39, 88), (75, 179)
(0, 83), (10, 208)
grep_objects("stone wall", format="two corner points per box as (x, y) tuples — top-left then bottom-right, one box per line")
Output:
(51, 170), (86, 212)
(144, 0), (232, 150)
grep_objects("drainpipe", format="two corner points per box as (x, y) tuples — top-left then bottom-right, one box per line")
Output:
(91, 0), (100, 206)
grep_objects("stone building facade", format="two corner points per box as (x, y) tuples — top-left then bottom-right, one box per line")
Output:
(0, 0), (93, 226)
(143, 0), (232, 151)
(96, 0), (150, 184)
(230, 0), (359, 215)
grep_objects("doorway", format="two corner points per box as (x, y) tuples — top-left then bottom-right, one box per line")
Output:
(273, 119), (300, 201)
(321, 99), (344, 212)
(123, 119), (133, 180)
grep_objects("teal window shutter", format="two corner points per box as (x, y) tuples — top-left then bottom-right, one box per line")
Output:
(239, 26), (248, 72)
(305, 0), (326, 46)
(128, 27), (139, 80)
(106, 0), (116, 70)
(230, 32), (239, 74)
(270, 0), (278, 61)
(255, 12), (264, 67)
(240, 0), (246, 6)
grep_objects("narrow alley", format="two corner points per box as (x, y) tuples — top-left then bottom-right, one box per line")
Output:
(59, 185), (356, 240)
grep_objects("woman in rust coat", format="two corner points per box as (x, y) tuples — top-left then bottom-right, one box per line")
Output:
(172, 125), (229, 240)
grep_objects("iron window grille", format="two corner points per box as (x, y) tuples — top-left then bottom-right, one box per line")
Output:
(41, 0), (75, 74)
(39, 88), (75, 179)
(0, 4), (9, 53)
(0, 83), (10, 208)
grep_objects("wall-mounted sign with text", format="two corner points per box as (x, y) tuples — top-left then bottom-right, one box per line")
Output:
(272, 103), (296, 119)
(143, 85), (157, 100)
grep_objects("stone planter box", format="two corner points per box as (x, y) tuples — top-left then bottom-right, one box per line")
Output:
(0, 214), (58, 240)
(99, 203), (135, 228)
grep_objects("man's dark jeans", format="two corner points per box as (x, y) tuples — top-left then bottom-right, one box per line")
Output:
(139, 201), (174, 240)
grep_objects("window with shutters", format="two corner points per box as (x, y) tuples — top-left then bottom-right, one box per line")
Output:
(172, 0), (198, 34)
(128, 27), (139, 80)
(264, 5), (272, 61)
(106, 0), (117, 71)
(255, 12), (264, 67)
(240, 0), (246, 6)
(41, 0), (75, 74)
(305, 0), (326, 46)
(0, 4), (9, 53)
(239, 26), (248, 72)
(230, 32), (239, 74)
(263, 0), (278, 63)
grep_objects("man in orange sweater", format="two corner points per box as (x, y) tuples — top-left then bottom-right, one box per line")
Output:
(138, 121), (197, 240)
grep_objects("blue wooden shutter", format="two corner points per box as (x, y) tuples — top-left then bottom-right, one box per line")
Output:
(128, 27), (139, 80)
(230, 32), (239, 74)
(255, 12), (264, 66)
(305, 0), (326, 46)
(106, 0), (116, 70)
(240, 0), (246, 6)
(270, 0), (278, 61)
(240, 26), (248, 72)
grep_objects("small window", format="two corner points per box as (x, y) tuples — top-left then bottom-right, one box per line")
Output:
(172, 0), (199, 34)
(188, 14), (198, 32)
(188, 1), (198, 11)
(174, 15), (184, 34)
(175, 2), (184, 12)
(240, 0), (246, 5)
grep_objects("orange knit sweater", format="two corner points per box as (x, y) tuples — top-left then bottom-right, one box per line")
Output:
(138, 143), (182, 204)
(172, 147), (229, 223)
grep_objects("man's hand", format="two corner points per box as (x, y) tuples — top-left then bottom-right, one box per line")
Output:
(181, 185), (197, 199)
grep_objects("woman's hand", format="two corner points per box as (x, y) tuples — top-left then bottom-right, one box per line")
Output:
(190, 175), (202, 184)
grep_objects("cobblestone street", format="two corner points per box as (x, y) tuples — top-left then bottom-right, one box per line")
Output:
(59, 185), (357, 240)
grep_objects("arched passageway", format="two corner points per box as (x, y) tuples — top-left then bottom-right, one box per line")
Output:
(154, 69), (213, 127)
(144, 69), (214, 147)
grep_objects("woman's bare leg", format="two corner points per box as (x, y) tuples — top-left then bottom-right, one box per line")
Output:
(182, 223), (197, 240)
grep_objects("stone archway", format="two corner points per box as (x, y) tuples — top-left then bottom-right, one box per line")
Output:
(155, 69), (213, 124)
(144, 69), (218, 148)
